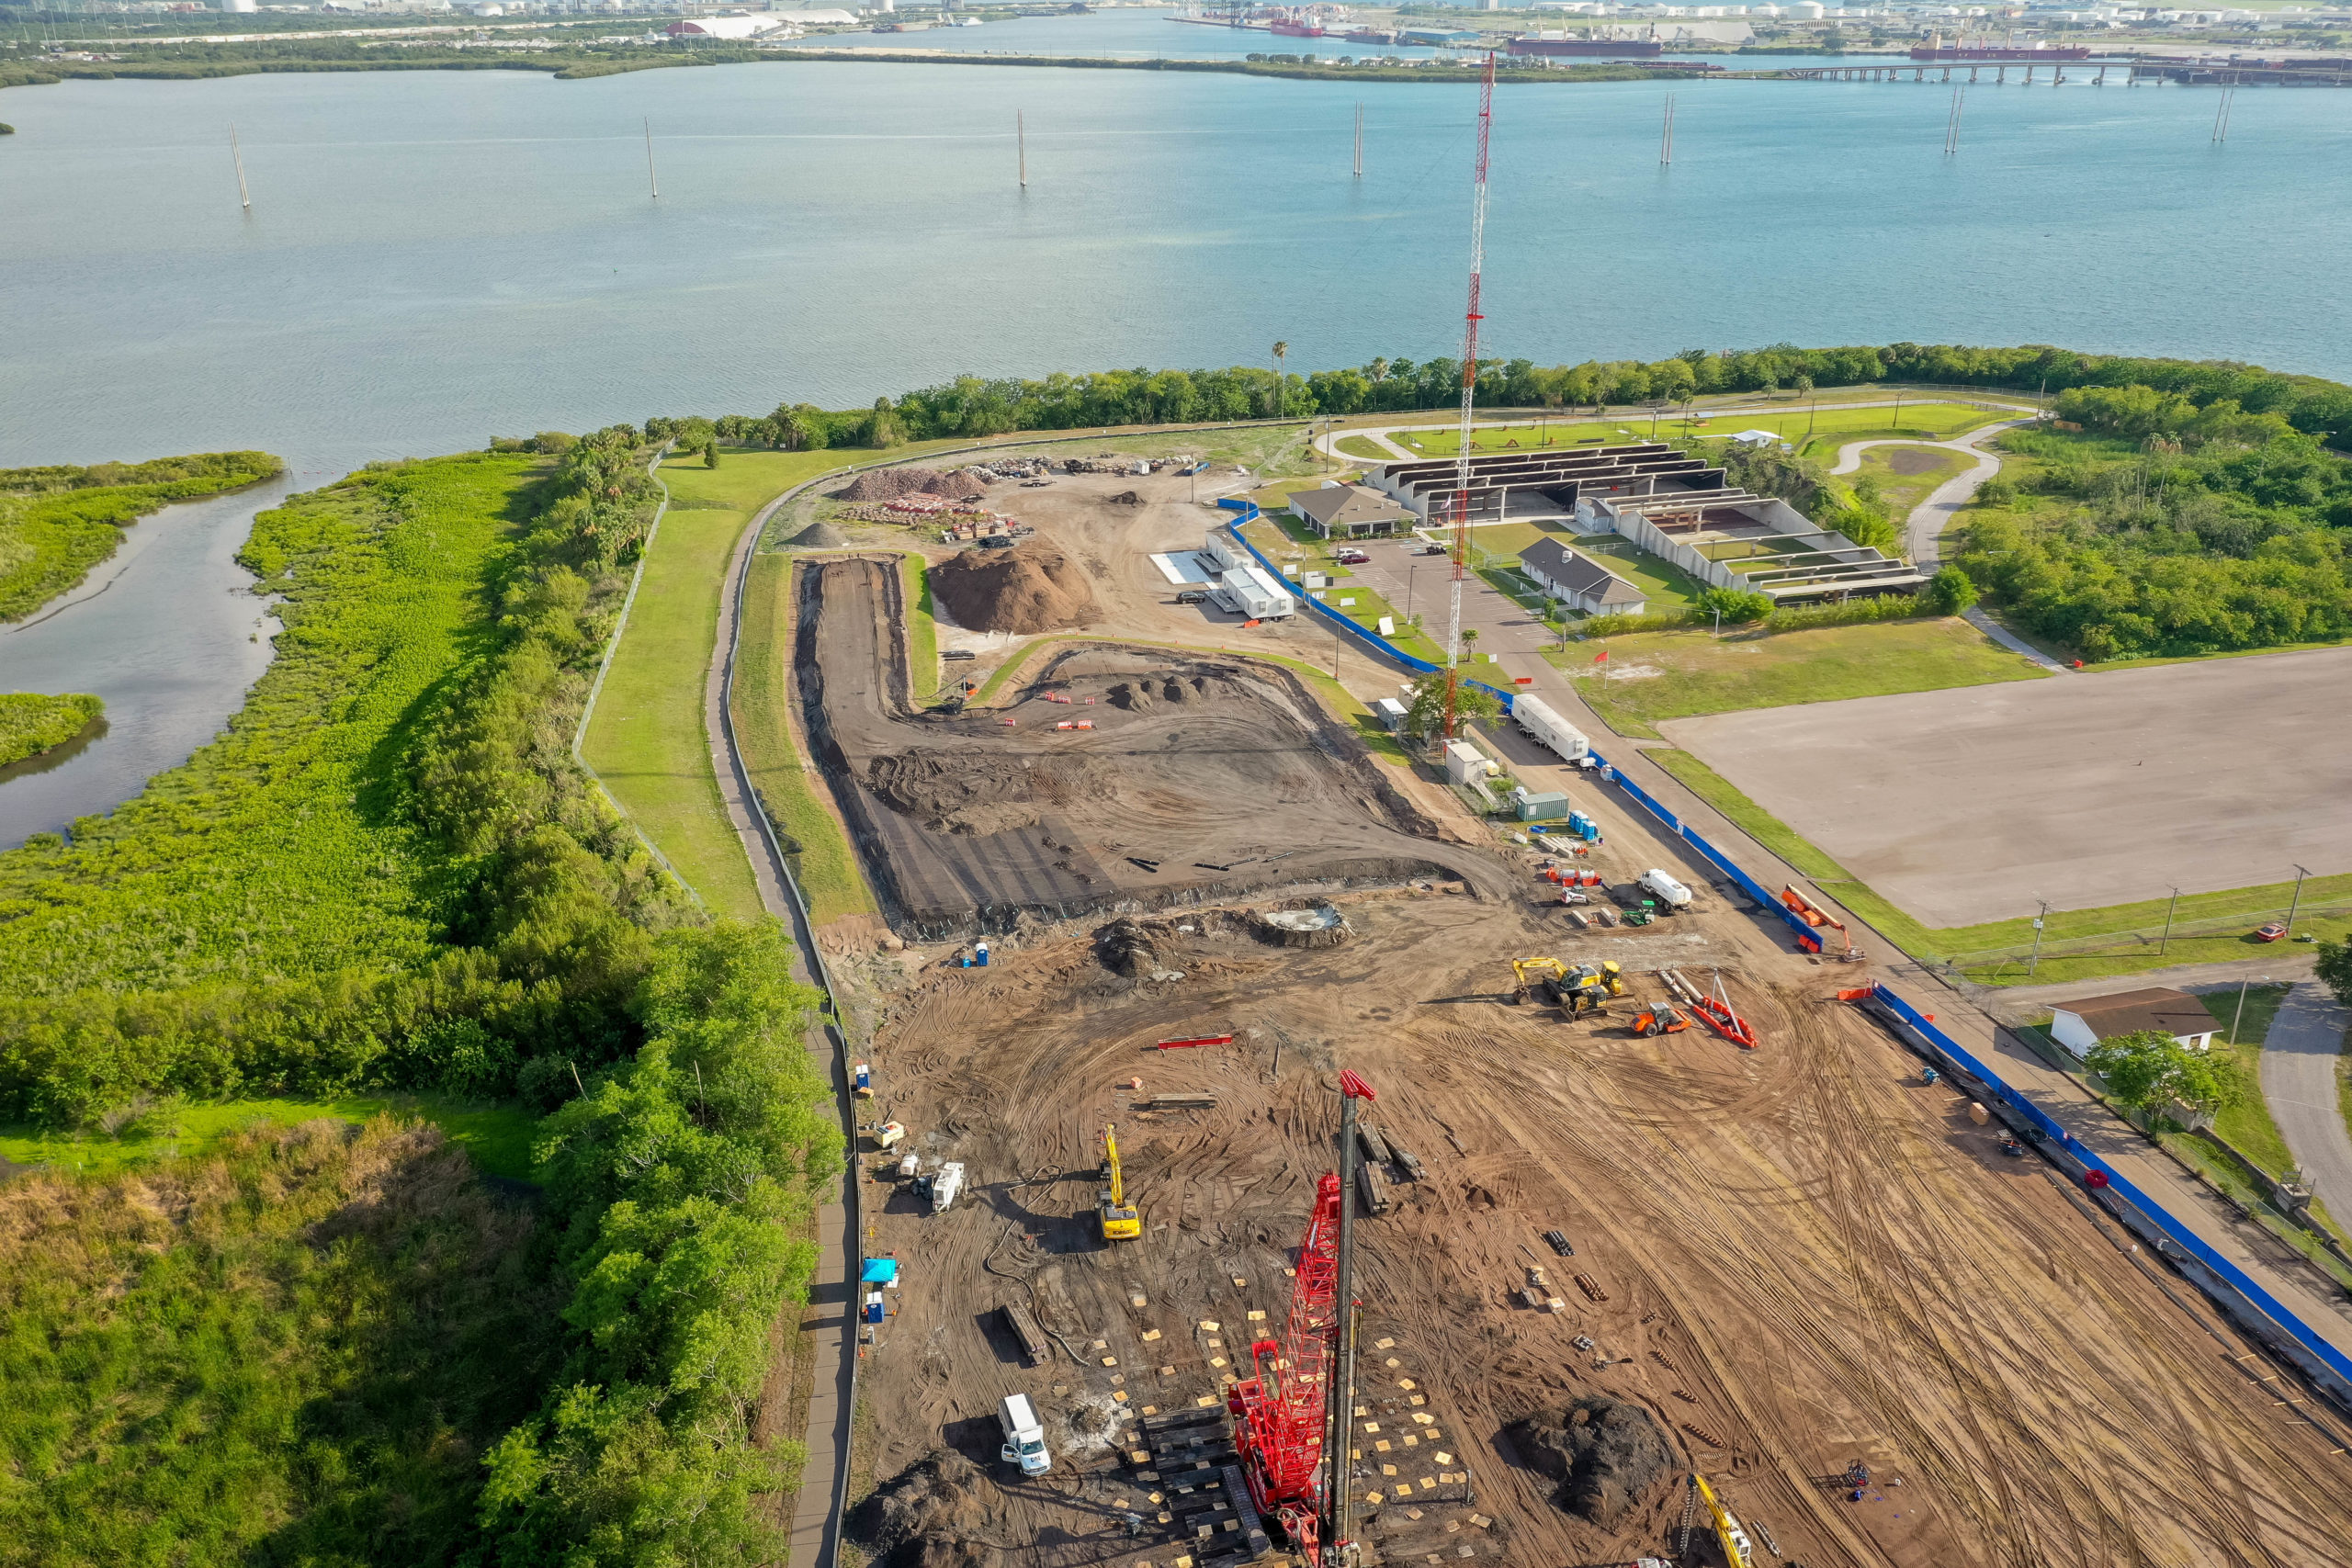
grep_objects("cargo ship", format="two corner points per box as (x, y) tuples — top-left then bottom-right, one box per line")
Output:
(1270, 17), (1326, 37)
(1910, 45), (2091, 61)
(1509, 36), (1664, 58)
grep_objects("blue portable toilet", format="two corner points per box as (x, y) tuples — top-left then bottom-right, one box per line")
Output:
(975, 939), (990, 967)
(1566, 810), (1600, 843)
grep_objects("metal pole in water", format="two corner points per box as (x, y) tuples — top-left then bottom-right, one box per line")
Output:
(231, 123), (251, 210)
(644, 117), (659, 199)
(1018, 109), (1027, 186)
(1353, 101), (1363, 178)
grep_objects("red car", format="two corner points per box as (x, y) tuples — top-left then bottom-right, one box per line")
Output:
(1333, 548), (1370, 565)
(2255, 922), (2289, 942)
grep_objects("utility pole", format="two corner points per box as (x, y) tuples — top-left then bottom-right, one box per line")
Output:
(1659, 93), (1674, 164)
(2286, 863), (2311, 937)
(2027, 898), (2050, 975)
(1353, 102), (1363, 178)
(2231, 975), (2267, 1044)
(644, 117), (659, 199)
(1944, 86), (1964, 154)
(2159, 886), (2179, 955)
(231, 123), (251, 211)
(1018, 109), (1027, 186)
(1441, 51), (1496, 743)
(2211, 84), (2233, 143)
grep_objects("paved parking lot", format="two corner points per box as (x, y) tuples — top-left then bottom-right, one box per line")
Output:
(1658, 645), (2352, 928)
(1338, 536), (1559, 660)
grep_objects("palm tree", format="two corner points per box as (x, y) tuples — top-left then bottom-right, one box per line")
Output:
(1271, 340), (1289, 418)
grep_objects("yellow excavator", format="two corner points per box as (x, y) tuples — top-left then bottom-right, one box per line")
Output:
(1510, 956), (1569, 1006)
(1690, 1472), (1755, 1566)
(1098, 1123), (1140, 1241)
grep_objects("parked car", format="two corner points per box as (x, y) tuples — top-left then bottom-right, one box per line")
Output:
(1174, 589), (1209, 605)
(1414, 542), (1449, 556)
(1333, 548), (1371, 565)
(2255, 922), (2289, 942)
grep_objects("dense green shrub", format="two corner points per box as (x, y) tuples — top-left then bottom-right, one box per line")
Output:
(0, 434), (678, 1124)
(0, 451), (282, 621)
(1693, 587), (1774, 625)
(0, 693), (101, 768)
(0, 1117), (563, 1568)
(1953, 424), (2352, 659)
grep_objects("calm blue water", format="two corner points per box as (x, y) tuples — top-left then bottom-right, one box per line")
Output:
(3, 41), (2343, 477)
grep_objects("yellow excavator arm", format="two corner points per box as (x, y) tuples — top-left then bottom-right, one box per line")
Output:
(1099, 1123), (1140, 1241)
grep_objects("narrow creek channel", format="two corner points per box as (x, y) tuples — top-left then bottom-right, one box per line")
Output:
(0, 478), (291, 849)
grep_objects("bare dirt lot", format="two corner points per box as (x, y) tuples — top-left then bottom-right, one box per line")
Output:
(1658, 645), (2352, 927)
(794, 555), (1498, 938)
(840, 811), (2352, 1568)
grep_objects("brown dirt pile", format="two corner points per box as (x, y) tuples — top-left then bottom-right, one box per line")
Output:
(1507, 1396), (1675, 1526)
(930, 546), (1100, 634)
(832, 467), (988, 503)
(866, 750), (1116, 835)
(843, 1449), (1004, 1568)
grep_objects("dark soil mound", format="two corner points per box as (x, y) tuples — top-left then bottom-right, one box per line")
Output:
(931, 546), (1100, 635)
(866, 750), (1114, 835)
(844, 1450), (1004, 1568)
(1508, 1396), (1674, 1526)
(1093, 917), (1163, 977)
(833, 467), (986, 503)
(788, 521), (850, 548)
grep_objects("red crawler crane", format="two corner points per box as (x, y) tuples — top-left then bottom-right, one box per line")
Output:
(1229, 1171), (1342, 1560)
(1228, 1069), (1377, 1565)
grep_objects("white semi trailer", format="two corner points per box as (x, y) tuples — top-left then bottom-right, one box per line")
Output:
(1510, 694), (1591, 763)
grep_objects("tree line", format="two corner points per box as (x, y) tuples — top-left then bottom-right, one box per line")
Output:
(660, 343), (2352, 452)
(0, 430), (840, 1561)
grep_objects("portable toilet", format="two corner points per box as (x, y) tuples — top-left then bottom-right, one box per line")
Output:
(975, 940), (990, 967)
(853, 1062), (874, 1097)
(1374, 696), (1409, 733)
(1566, 810), (1600, 843)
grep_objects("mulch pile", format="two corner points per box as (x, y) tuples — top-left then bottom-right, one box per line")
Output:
(930, 545), (1100, 635)
(1507, 1395), (1675, 1526)
(787, 521), (850, 548)
(832, 466), (988, 503)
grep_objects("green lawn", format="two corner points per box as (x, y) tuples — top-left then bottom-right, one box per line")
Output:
(581, 457), (770, 921)
(1849, 443), (1970, 516)
(1385, 403), (2001, 459)
(1547, 617), (2048, 739)
(2202, 985), (2295, 1177)
(1332, 434), (1396, 461)
(732, 551), (878, 929)
(1, 1092), (541, 1180)
(1643, 747), (2352, 986)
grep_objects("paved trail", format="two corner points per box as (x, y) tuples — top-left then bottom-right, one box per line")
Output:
(2262, 981), (2352, 1224)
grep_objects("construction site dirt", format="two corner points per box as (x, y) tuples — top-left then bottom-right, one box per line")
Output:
(791, 471), (2352, 1568)
(794, 553), (1501, 940)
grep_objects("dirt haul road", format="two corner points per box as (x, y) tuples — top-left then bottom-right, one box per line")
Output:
(846, 843), (2352, 1568)
(795, 553), (1500, 938)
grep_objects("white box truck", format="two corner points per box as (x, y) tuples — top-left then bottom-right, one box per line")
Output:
(999, 1393), (1052, 1475)
(1511, 694), (1590, 763)
(1637, 869), (1693, 910)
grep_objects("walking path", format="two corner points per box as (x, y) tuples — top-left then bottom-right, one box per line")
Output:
(707, 494), (859, 1568)
(2263, 982), (2352, 1224)
(1826, 416), (2034, 569)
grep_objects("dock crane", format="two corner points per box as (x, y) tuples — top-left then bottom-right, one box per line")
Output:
(1098, 1123), (1140, 1241)
(1229, 1069), (1379, 1565)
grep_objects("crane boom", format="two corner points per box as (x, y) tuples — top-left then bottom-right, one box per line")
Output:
(1442, 50), (1497, 741)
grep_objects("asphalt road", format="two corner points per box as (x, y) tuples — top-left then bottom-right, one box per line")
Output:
(2262, 982), (2352, 1223)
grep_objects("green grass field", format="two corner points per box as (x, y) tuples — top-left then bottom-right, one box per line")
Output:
(1, 1092), (540, 1180)
(1548, 617), (2048, 739)
(1384, 403), (2000, 459)
(1645, 747), (2352, 984)
(1848, 443), (1970, 516)
(732, 551), (878, 928)
(2200, 985), (2295, 1177)
(1332, 434), (1396, 461)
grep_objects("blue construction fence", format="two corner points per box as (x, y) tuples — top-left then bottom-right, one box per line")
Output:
(1218, 508), (1518, 705)
(1864, 982), (2352, 1395)
(1227, 495), (2352, 1403)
